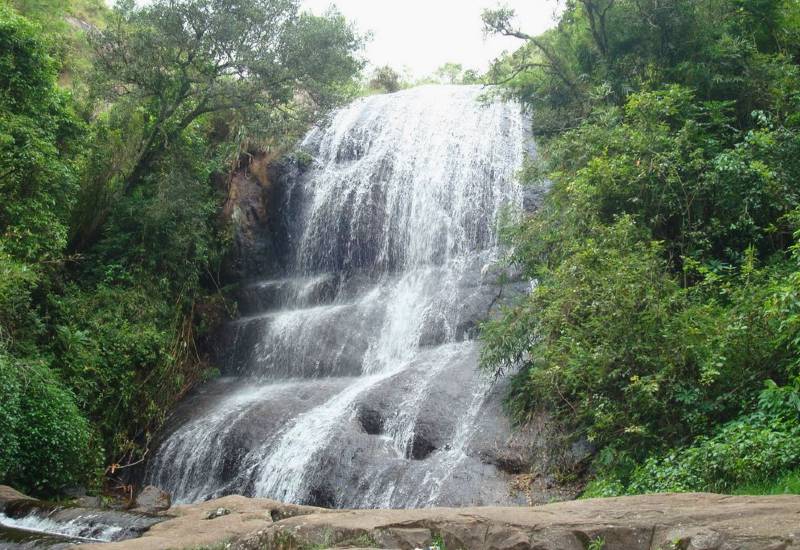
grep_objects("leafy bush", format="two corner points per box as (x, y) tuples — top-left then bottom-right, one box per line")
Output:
(52, 281), (184, 465)
(0, 354), (100, 495)
(0, 3), (83, 263)
(0, 249), (40, 353)
(484, 216), (788, 463)
(0, 352), (21, 481)
(584, 381), (800, 496)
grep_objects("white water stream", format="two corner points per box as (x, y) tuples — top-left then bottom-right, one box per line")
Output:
(146, 85), (531, 508)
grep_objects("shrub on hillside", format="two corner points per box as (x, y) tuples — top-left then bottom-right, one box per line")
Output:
(584, 380), (800, 496)
(0, 355), (100, 495)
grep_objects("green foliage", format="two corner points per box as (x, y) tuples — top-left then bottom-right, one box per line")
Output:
(484, 0), (800, 134)
(484, 216), (789, 461)
(0, 3), (83, 262)
(0, 248), (40, 352)
(86, 0), (362, 201)
(0, 352), (21, 481)
(88, 123), (227, 293)
(0, 6), (102, 496)
(482, 0), (800, 491)
(430, 534), (447, 550)
(368, 65), (404, 93)
(584, 380), (800, 495)
(768, 235), (800, 371)
(10, 0), (109, 90)
(732, 468), (800, 496)
(433, 62), (481, 85)
(0, 353), (101, 495)
(1, 0), (363, 496)
(52, 282), (174, 460)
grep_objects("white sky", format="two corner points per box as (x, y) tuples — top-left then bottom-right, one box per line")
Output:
(302, 1), (561, 78)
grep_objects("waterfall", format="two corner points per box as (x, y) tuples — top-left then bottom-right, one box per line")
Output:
(145, 85), (532, 508)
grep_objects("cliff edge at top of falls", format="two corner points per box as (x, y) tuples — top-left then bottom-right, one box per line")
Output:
(83, 492), (800, 550)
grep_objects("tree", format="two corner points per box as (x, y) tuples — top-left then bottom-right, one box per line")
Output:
(76, 0), (363, 246)
(435, 62), (464, 84)
(93, 0), (362, 195)
(432, 62), (482, 85)
(369, 65), (402, 93)
(0, 3), (83, 263)
(482, 7), (578, 91)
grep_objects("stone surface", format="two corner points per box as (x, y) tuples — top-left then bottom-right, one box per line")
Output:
(76, 495), (102, 508)
(205, 507), (232, 520)
(0, 485), (33, 506)
(133, 486), (171, 513)
(86, 495), (323, 550)
(220, 150), (280, 282)
(86, 492), (800, 550)
(0, 485), (162, 547)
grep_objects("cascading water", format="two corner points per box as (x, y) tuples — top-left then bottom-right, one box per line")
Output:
(145, 85), (535, 508)
(0, 501), (162, 548)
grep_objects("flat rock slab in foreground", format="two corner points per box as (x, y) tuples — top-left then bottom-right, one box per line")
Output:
(89, 493), (800, 550)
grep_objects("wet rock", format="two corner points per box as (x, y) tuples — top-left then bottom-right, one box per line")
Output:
(417, 315), (448, 346)
(76, 495), (103, 508)
(521, 182), (549, 212)
(480, 449), (529, 475)
(220, 151), (279, 282)
(0, 493), (163, 548)
(220, 301), (378, 378)
(64, 486), (87, 498)
(304, 486), (336, 509)
(357, 406), (384, 435)
(0, 485), (33, 506)
(143, 88), (554, 509)
(408, 431), (437, 460)
(569, 437), (595, 465)
(133, 486), (171, 513)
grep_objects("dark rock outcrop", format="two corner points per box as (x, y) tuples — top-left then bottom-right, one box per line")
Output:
(220, 151), (280, 282)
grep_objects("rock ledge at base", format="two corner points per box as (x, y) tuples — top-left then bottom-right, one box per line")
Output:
(87, 493), (800, 550)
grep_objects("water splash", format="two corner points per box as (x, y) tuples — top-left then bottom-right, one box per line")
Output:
(0, 512), (120, 543)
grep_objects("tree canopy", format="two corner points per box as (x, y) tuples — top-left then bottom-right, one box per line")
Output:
(90, 0), (363, 197)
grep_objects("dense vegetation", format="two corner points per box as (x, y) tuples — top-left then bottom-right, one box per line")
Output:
(6, 0), (800, 503)
(480, 0), (800, 495)
(0, 0), (362, 496)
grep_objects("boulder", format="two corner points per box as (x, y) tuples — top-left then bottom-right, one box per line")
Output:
(76, 495), (103, 508)
(133, 486), (171, 513)
(0, 485), (33, 504)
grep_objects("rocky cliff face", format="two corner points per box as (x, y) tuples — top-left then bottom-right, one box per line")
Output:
(220, 151), (283, 283)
